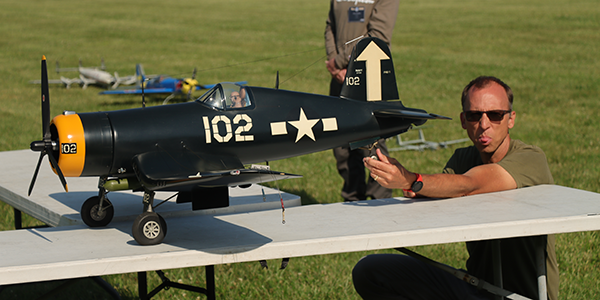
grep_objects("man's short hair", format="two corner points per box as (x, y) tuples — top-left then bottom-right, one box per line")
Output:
(461, 76), (513, 111)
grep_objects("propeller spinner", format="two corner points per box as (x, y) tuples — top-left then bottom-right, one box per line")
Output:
(28, 56), (68, 196)
(181, 67), (198, 99)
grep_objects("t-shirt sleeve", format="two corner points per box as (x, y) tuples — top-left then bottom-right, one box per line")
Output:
(497, 145), (554, 188)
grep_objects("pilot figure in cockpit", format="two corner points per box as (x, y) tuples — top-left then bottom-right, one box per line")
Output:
(230, 91), (245, 108)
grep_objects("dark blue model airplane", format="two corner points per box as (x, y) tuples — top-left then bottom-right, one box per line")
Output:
(99, 64), (247, 104)
(29, 37), (449, 245)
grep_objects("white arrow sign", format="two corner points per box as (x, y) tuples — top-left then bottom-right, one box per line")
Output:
(355, 41), (390, 101)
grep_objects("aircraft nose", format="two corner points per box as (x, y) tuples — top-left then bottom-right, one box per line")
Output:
(51, 113), (86, 177)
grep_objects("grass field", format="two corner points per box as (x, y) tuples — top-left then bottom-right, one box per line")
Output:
(0, 0), (599, 299)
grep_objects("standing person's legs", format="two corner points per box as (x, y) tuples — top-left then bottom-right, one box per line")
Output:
(334, 147), (367, 201)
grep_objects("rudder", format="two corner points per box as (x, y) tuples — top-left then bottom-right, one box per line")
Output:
(340, 37), (399, 102)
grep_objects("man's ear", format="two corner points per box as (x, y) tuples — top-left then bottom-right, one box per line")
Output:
(460, 112), (467, 129)
(508, 111), (516, 129)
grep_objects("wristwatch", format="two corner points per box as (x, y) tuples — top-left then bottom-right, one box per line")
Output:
(403, 173), (423, 193)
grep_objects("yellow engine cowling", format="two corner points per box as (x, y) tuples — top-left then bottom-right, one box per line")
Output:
(50, 114), (86, 177)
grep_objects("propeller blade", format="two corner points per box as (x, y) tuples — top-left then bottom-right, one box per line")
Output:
(41, 56), (51, 139)
(275, 71), (279, 89)
(47, 149), (69, 192)
(28, 150), (46, 196)
(192, 67), (197, 80)
(29, 56), (69, 196)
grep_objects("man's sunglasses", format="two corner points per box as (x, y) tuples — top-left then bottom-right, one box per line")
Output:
(464, 110), (511, 122)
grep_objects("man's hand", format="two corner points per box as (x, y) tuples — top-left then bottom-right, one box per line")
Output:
(326, 58), (339, 75)
(334, 68), (347, 84)
(364, 149), (417, 196)
(326, 58), (346, 84)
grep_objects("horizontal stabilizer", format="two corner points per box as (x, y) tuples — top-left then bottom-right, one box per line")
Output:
(374, 109), (451, 120)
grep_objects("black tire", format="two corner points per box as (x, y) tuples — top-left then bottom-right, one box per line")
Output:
(158, 213), (167, 237)
(132, 212), (165, 245)
(81, 196), (114, 227)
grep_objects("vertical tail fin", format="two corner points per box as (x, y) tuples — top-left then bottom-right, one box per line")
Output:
(135, 64), (145, 87)
(340, 37), (399, 102)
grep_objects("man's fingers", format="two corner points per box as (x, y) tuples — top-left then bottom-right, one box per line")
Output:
(376, 149), (390, 163)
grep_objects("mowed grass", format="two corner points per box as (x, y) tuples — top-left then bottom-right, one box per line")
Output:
(0, 0), (599, 299)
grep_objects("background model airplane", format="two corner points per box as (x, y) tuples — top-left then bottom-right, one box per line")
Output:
(30, 59), (137, 89)
(99, 64), (248, 104)
(28, 37), (449, 245)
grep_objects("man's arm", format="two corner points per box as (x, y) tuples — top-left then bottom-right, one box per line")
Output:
(365, 149), (517, 198)
(324, 0), (337, 60)
(324, 1), (345, 81)
(366, 0), (400, 45)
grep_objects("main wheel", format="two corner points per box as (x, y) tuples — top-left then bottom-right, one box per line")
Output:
(132, 212), (166, 245)
(81, 196), (114, 227)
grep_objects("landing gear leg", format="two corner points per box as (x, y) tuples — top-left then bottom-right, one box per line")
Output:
(81, 176), (114, 227)
(133, 190), (167, 245)
(142, 190), (155, 213)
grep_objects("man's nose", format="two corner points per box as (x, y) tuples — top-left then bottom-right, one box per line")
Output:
(479, 113), (492, 128)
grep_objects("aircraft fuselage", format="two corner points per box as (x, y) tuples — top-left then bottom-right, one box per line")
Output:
(50, 85), (425, 180)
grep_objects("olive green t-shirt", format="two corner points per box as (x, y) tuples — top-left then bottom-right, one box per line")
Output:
(443, 139), (558, 300)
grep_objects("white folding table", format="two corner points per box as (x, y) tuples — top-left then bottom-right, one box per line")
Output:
(1, 149), (599, 299)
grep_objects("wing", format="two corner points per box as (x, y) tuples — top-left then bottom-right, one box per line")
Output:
(132, 150), (301, 192)
(100, 81), (248, 95)
(99, 87), (175, 95)
(29, 79), (70, 84)
(29, 77), (82, 89)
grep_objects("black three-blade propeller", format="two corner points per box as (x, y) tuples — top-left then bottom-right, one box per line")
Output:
(28, 56), (68, 196)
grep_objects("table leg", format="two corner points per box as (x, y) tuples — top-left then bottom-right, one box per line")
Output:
(535, 243), (547, 300)
(492, 240), (503, 300)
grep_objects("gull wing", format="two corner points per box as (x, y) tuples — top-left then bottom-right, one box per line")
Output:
(132, 151), (300, 192)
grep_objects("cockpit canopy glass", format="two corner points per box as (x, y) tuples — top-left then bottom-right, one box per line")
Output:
(196, 83), (251, 110)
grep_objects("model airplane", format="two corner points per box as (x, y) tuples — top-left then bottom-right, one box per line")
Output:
(99, 64), (248, 104)
(28, 37), (449, 245)
(30, 60), (137, 89)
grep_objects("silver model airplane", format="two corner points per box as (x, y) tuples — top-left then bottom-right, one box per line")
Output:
(30, 59), (137, 89)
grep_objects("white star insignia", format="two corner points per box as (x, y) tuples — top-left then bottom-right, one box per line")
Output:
(288, 108), (319, 142)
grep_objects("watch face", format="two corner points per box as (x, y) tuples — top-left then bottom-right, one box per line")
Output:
(412, 181), (423, 193)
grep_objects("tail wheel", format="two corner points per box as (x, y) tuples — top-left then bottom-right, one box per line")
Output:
(81, 196), (114, 227)
(132, 212), (166, 245)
